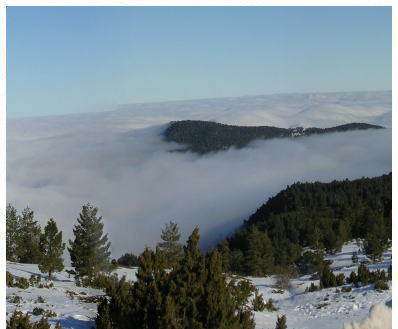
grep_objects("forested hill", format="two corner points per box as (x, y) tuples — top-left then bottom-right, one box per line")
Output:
(245, 174), (392, 226)
(218, 173), (392, 276)
(163, 120), (384, 153)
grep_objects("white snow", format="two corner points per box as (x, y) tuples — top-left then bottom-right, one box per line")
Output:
(6, 262), (107, 329)
(6, 241), (391, 329)
(248, 242), (391, 329)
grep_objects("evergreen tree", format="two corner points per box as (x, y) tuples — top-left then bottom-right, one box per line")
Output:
(162, 295), (182, 329)
(275, 315), (287, 329)
(230, 279), (255, 309)
(363, 214), (390, 262)
(106, 276), (134, 329)
(117, 253), (139, 267)
(6, 204), (20, 261)
(297, 250), (324, 276)
(157, 221), (183, 268)
(336, 220), (351, 252)
(310, 226), (323, 252)
(172, 227), (207, 329)
(357, 263), (369, 285)
(238, 310), (255, 329)
(244, 226), (274, 276)
(203, 250), (240, 329)
(230, 249), (244, 274)
(96, 226), (256, 329)
(319, 262), (336, 289)
(96, 300), (113, 329)
(348, 271), (357, 285)
(6, 310), (53, 329)
(7, 311), (31, 329)
(251, 290), (266, 312)
(38, 219), (66, 279)
(18, 207), (41, 264)
(217, 239), (232, 272)
(68, 203), (111, 278)
(320, 219), (337, 254)
(131, 247), (167, 328)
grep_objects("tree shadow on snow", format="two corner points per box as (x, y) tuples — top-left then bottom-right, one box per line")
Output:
(56, 316), (95, 329)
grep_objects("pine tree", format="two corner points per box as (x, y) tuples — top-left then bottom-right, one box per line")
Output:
(96, 226), (257, 329)
(172, 227), (207, 329)
(363, 232), (384, 262)
(38, 219), (66, 279)
(217, 240), (231, 272)
(203, 250), (240, 329)
(309, 224), (323, 252)
(106, 276), (135, 329)
(96, 299), (113, 329)
(238, 310), (255, 329)
(321, 220), (337, 254)
(131, 247), (167, 329)
(117, 253), (139, 267)
(7, 311), (32, 329)
(6, 310), (52, 329)
(18, 207), (42, 264)
(336, 220), (351, 252)
(244, 226), (274, 276)
(363, 214), (390, 262)
(157, 221), (183, 268)
(319, 262), (336, 289)
(275, 315), (287, 329)
(161, 295), (182, 329)
(357, 263), (369, 285)
(6, 204), (20, 261)
(251, 289), (266, 312)
(68, 203), (111, 279)
(230, 279), (255, 309)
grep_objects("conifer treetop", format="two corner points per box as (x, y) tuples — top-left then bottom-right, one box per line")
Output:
(68, 203), (111, 278)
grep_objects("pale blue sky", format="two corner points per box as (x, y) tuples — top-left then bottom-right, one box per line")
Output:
(7, 6), (391, 118)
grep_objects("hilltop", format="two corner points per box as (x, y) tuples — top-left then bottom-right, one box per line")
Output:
(164, 120), (384, 153)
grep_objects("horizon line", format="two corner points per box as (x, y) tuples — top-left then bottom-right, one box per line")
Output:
(8, 89), (392, 121)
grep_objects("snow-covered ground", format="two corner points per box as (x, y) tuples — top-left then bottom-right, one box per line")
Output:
(6, 241), (391, 329)
(6, 262), (106, 328)
(250, 242), (392, 329)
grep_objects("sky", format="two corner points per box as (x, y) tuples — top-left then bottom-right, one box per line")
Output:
(7, 6), (392, 118)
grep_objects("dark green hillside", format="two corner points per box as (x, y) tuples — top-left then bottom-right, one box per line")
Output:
(304, 122), (385, 135)
(218, 174), (392, 276)
(164, 120), (384, 154)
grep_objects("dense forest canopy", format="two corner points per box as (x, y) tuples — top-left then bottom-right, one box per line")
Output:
(164, 120), (384, 153)
(218, 174), (392, 276)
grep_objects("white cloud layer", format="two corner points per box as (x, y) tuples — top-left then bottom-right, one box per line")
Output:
(7, 91), (391, 261)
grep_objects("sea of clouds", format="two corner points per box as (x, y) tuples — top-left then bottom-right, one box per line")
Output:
(7, 91), (391, 260)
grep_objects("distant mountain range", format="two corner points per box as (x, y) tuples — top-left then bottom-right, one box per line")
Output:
(164, 120), (384, 153)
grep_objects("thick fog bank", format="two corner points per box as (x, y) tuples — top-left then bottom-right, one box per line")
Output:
(7, 92), (391, 260)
